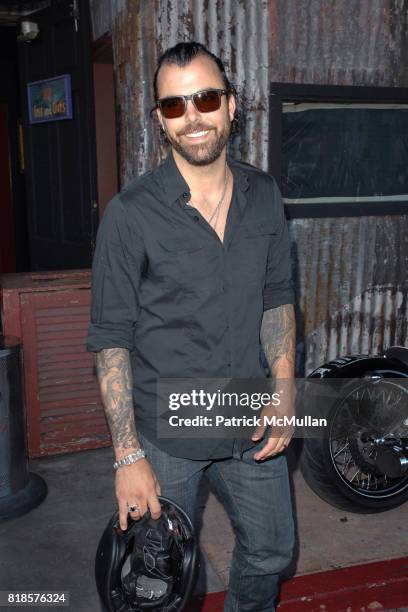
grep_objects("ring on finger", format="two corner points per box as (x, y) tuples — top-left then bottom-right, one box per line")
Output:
(127, 503), (140, 513)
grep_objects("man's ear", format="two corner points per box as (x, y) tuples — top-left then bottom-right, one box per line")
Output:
(228, 94), (236, 123)
(156, 107), (165, 133)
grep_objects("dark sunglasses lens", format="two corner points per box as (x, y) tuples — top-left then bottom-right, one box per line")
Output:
(194, 90), (222, 113)
(160, 97), (185, 118)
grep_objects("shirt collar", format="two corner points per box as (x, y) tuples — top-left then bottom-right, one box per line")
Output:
(156, 149), (250, 205)
(228, 155), (250, 193)
(156, 150), (190, 205)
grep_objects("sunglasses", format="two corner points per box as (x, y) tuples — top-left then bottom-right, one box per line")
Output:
(157, 88), (228, 119)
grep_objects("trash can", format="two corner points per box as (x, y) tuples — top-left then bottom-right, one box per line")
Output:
(0, 335), (47, 520)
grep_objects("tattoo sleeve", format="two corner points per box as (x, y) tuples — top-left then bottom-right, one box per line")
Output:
(96, 348), (140, 458)
(260, 304), (296, 378)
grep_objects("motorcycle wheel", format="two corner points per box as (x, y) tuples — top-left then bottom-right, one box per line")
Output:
(300, 376), (408, 513)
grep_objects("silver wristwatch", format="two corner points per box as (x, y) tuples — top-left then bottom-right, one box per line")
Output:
(113, 448), (146, 470)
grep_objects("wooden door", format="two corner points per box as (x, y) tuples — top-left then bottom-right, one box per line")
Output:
(19, 0), (98, 270)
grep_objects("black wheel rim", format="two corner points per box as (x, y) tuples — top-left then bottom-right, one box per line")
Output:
(328, 378), (408, 499)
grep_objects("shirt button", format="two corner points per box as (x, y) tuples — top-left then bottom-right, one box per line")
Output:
(194, 216), (200, 222)
(183, 192), (189, 199)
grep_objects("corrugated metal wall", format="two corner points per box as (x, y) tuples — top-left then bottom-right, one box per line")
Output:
(91, 0), (269, 181)
(269, 0), (408, 373)
(269, 0), (408, 87)
(156, 0), (270, 170)
(110, 0), (158, 181)
(89, 0), (113, 40)
(290, 215), (408, 374)
(90, 0), (408, 374)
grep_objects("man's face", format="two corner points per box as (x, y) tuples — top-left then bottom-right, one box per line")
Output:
(155, 55), (235, 166)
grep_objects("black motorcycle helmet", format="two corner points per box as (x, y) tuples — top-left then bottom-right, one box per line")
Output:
(95, 496), (198, 612)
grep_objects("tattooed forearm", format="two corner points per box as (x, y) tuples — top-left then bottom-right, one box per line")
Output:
(260, 304), (295, 377)
(96, 348), (140, 457)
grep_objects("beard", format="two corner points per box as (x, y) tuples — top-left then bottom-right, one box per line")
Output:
(165, 115), (232, 166)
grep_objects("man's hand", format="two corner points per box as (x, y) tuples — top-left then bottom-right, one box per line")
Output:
(96, 349), (162, 529)
(116, 458), (162, 530)
(251, 381), (296, 461)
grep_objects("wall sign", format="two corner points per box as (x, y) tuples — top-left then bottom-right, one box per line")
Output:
(27, 74), (73, 124)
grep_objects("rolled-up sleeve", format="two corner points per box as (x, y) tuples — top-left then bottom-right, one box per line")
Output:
(86, 196), (145, 352)
(263, 178), (295, 310)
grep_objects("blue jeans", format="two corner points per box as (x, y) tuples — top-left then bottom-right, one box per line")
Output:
(137, 432), (295, 612)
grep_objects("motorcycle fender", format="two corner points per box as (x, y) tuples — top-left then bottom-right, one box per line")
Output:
(309, 354), (408, 379)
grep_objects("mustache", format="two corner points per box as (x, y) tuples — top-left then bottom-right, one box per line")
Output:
(178, 124), (214, 136)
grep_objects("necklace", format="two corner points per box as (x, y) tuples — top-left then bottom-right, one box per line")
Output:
(190, 163), (229, 230)
(208, 164), (228, 229)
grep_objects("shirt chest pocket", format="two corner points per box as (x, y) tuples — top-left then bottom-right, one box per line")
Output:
(233, 220), (277, 284)
(152, 236), (205, 292)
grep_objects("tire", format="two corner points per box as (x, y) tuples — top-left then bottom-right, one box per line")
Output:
(300, 377), (408, 513)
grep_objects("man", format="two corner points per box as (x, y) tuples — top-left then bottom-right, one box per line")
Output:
(87, 41), (296, 611)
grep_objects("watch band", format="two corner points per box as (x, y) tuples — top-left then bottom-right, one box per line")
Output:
(113, 448), (146, 470)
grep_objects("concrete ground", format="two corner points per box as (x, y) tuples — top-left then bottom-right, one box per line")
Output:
(0, 443), (407, 612)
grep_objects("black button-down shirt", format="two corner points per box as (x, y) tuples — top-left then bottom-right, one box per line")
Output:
(87, 151), (294, 459)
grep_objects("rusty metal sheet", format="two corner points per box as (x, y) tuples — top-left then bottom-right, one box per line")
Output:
(110, 0), (159, 182)
(89, 0), (113, 40)
(100, 0), (270, 182)
(269, 0), (408, 87)
(290, 214), (408, 374)
(156, 0), (270, 170)
(90, 0), (408, 181)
